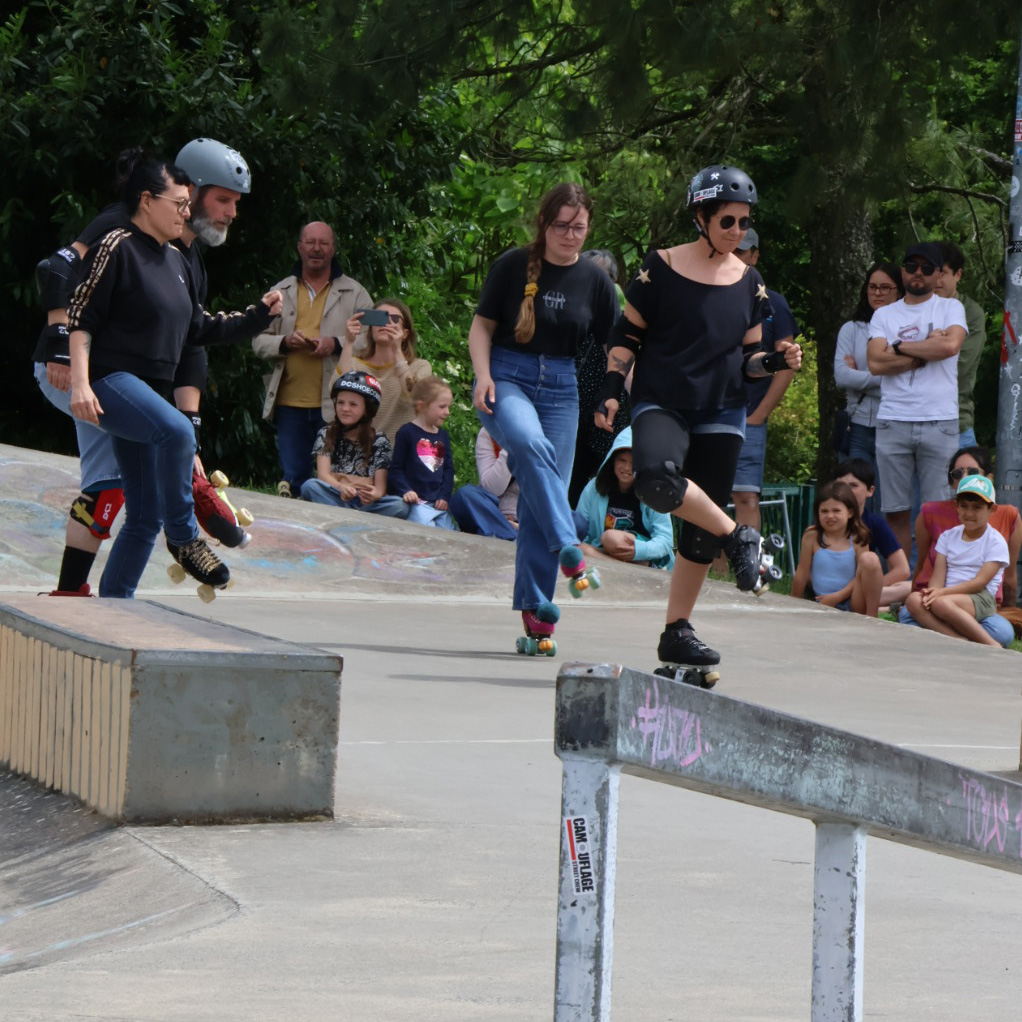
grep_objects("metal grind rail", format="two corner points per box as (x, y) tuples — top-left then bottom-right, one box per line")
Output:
(553, 662), (1022, 1022)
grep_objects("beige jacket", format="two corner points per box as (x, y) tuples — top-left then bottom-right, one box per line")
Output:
(252, 270), (372, 420)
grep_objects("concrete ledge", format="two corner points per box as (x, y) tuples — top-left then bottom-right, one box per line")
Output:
(0, 596), (341, 822)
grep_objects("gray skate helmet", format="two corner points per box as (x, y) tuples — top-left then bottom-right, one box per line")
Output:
(686, 164), (758, 209)
(175, 138), (251, 194)
(331, 370), (382, 417)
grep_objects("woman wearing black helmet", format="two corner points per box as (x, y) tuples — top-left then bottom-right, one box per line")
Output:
(595, 164), (802, 684)
(299, 370), (411, 518)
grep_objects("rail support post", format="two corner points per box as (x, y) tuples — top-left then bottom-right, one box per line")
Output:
(554, 755), (621, 1022)
(812, 823), (866, 1022)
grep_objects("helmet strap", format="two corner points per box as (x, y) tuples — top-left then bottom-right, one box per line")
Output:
(693, 215), (721, 258)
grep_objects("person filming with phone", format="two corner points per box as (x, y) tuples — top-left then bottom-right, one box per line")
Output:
(336, 297), (433, 446)
(252, 220), (372, 496)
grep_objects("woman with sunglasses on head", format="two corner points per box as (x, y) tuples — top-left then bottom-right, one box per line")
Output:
(468, 183), (618, 655)
(68, 148), (282, 598)
(833, 262), (904, 504)
(594, 164), (802, 684)
(338, 297), (432, 447)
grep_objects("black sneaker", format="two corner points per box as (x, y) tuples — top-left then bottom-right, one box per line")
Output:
(720, 524), (762, 592)
(657, 619), (721, 667)
(167, 538), (230, 588)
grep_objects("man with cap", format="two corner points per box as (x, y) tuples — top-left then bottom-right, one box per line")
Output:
(727, 228), (797, 536)
(33, 138), (271, 595)
(866, 241), (968, 556)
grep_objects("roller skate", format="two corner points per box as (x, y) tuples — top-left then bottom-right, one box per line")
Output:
(654, 618), (720, 689)
(757, 533), (786, 593)
(516, 601), (560, 656)
(720, 523), (767, 594)
(166, 537), (232, 603)
(560, 545), (601, 599)
(46, 584), (93, 597)
(193, 468), (253, 548)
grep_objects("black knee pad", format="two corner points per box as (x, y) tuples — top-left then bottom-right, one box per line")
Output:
(678, 523), (723, 565)
(634, 460), (688, 514)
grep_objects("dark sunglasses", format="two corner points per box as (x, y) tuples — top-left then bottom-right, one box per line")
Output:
(949, 466), (981, 483)
(902, 259), (937, 275)
(718, 215), (753, 230)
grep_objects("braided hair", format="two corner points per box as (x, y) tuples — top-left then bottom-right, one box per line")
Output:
(513, 182), (594, 344)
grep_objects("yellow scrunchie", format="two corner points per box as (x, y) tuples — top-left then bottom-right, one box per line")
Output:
(524, 282), (538, 298)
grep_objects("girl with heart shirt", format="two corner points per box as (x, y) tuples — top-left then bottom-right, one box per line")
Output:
(388, 376), (457, 529)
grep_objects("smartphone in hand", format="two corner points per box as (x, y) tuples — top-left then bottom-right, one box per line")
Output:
(357, 308), (389, 327)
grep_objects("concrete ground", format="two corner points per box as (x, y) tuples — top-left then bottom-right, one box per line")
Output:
(2, 441), (1022, 1020)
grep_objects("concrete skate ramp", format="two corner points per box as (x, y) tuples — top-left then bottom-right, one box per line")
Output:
(0, 771), (235, 974)
(0, 441), (671, 604)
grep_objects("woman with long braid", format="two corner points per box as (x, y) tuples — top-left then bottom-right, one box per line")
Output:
(468, 183), (617, 654)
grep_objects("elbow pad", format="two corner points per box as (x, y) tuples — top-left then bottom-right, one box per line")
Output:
(609, 315), (646, 356)
(35, 247), (83, 311)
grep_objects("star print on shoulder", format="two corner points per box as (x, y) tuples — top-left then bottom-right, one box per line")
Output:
(637, 268), (651, 284)
(756, 283), (769, 300)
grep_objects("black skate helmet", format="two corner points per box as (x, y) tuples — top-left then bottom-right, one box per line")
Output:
(175, 138), (251, 194)
(331, 370), (382, 417)
(686, 164), (758, 209)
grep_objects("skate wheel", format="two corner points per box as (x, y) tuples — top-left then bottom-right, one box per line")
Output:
(702, 670), (720, 689)
(766, 533), (785, 552)
(223, 578), (235, 591)
(197, 584), (216, 603)
(167, 563), (186, 584)
(237, 508), (254, 527)
(238, 531), (252, 549)
(588, 569), (601, 590)
(209, 470), (229, 488)
(544, 640), (557, 657)
(516, 636), (538, 655)
(766, 564), (783, 582)
(538, 637), (556, 654)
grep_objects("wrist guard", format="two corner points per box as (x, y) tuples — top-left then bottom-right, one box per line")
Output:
(36, 323), (71, 366)
(761, 349), (788, 374)
(188, 413), (202, 454)
(594, 371), (626, 417)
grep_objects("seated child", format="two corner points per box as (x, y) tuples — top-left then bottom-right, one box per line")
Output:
(388, 376), (457, 529)
(300, 371), (411, 518)
(449, 426), (519, 541)
(904, 475), (1009, 646)
(790, 480), (882, 616)
(573, 427), (674, 570)
(834, 458), (911, 608)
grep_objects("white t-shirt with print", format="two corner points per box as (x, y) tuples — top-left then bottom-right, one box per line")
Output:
(870, 293), (967, 421)
(935, 523), (1009, 598)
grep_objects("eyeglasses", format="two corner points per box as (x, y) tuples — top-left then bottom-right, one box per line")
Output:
(150, 193), (191, 215)
(902, 259), (937, 276)
(867, 283), (898, 294)
(549, 221), (590, 238)
(949, 467), (981, 483)
(718, 215), (753, 230)
(385, 313), (404, 325)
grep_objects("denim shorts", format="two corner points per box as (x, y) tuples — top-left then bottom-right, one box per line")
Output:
(732, 421), (767, 493)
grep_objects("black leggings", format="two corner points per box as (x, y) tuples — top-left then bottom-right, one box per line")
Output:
(632, 407), (743, 563)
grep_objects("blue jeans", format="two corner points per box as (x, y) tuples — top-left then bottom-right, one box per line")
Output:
(35, 362), (121, 491)
(449, 485), (517, 541)
(897, 604), (1013, 647)
(478, 347), (578, 611)
(732, 421), (767, 492)
(959, 426), (977, 448)
(90, 372), (198, 598)
(275, 406), (325, 491)
(847, 422), (880, 513)
(299, 478), (411, 518)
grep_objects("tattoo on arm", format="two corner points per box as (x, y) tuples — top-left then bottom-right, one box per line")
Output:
(610, 353), (634, 375)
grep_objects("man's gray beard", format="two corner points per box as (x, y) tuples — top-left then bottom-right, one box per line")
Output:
(190, 212), (229, 247)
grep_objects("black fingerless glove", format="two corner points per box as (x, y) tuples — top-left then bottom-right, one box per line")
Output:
(594, 371), (626, 417)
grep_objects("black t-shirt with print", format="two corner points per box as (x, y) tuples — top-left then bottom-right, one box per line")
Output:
(625, 250), (770, 411)
(604, 483), (649, 540)
(476, 246), (617, 359)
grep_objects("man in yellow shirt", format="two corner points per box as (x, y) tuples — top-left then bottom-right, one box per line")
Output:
(253, 221), (371, 494)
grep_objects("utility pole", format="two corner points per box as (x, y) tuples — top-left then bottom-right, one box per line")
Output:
(996, 24), (1022, 602)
